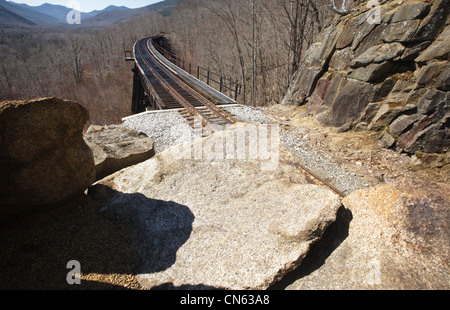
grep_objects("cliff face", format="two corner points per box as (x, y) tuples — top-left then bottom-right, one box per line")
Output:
(283, 0), (449, 154)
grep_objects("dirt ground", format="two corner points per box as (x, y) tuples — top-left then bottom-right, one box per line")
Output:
(264, 105), (449, 186)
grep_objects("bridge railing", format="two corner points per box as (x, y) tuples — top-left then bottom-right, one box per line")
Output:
(196, 66), (241, 102)
(124, 50), (134, 61)
(152, 42), (241, 102)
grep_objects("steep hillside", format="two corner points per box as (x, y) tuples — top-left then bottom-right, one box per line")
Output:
(82, 0), (185, 26)
(283, 0), (449, 154)
(82, 8), (143, 26)
(83, 5), (130, 20)
(0, 0), (59, 24)
(8, 2), (132, 24)
(11, 2), (71, 23)
(0, 4), (35, 25)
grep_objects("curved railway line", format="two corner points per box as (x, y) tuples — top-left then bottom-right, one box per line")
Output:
(132, 37), (346, 197)
(135, 37), (236, 128)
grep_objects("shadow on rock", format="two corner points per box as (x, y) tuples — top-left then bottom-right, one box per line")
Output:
(0, 185), (194, 290)
(151, 283), (221, 290)
(269, 205), (353, 289)
(88, 184), (195, 275)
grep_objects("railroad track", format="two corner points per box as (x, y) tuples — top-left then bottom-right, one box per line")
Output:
(134, 37), (345, 197)
(135, 38), (236, 129)
(297, 164), (346, 198)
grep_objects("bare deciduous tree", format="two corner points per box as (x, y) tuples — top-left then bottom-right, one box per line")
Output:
(69, 37), (84, 85)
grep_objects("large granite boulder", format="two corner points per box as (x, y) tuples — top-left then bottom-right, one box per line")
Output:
(0, 97), (96, 218)
(286, 178), (449, 290)
(84, 125), (155, 181)
(89, 123), (342, 289)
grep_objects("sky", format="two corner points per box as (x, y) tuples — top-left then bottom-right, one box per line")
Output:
(7, 1), (162, 12)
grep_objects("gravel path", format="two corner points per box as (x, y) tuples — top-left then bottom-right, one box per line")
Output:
(122, 111), (196, 154)
(121, 105), (276, 154)
(279, 128), (371, 195)
(222, 105), (277, 125)
(121, 105), (371, 195)
(222, 105), (370, 194)
(226, 105), (370, 194)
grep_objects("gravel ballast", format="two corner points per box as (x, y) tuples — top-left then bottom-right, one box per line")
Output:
(122, 111), (196, 154)
(121, 105), (372, 195)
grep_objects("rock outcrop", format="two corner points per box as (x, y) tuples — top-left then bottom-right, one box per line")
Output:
(84, 125), (155, 181)
(0, 97), (96, 218)
(286, 178), (449, 290)
(283, 0), (449, 154)
(89, 123), (342, 289)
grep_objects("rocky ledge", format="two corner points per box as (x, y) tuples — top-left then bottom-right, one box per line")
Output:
(283, 0), (449, 154)
(281, 178), (449, 290)
(84, 125), (155, 181)
(88, 123), (342, 289)
(0, 98), (448, 290)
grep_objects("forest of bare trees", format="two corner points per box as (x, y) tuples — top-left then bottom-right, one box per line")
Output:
(169, 0), (340, 106)
(0, 0), (358, 126)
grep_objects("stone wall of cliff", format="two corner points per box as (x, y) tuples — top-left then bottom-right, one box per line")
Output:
(282, 0), (449, 154)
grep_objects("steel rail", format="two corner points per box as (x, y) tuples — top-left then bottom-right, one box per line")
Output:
(136, 39), (208, 122)
(133, 41), (166, 109)
(299, 163), (346, 197)
(136, 38), (345, 197)
(144, 38), (235, 125)
(138, 38), (235, 126)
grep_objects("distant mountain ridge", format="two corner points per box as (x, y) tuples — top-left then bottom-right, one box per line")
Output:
(0, 0), (60, 24)
(7, 1), (131, 24)
(0, 3), (35, 25)
(82, 5), (131, 23)
(82, 0), (185, 26)
(1, 0), (185, 27)
(11, 2), (73, 23)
